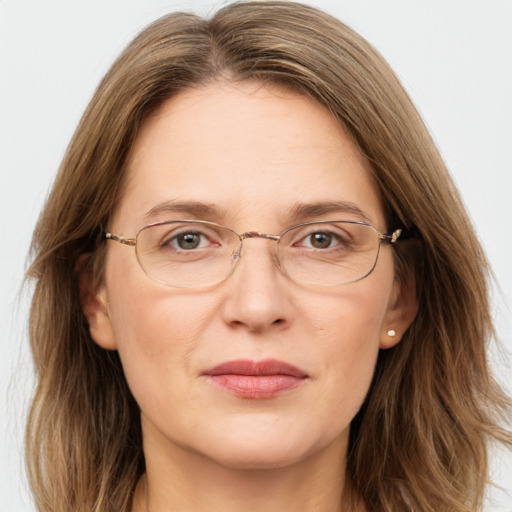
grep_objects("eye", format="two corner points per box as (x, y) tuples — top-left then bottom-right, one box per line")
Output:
(305, 232), (334, 249)
(164, 230), (218, 251)
(173, 232), (204, 250)
(297, 230), (347, 250)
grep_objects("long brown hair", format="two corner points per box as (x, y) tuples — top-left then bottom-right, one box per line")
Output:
(26, 2), (511, 511)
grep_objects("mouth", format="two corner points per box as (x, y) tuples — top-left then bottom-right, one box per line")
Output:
(202, 359), (309, 399)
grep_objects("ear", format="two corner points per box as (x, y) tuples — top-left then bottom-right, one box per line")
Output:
(77, 255), (118, 350)
(380, 276), (418, 349)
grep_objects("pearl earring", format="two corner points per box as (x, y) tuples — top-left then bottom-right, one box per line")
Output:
(387, 329), (396, 337)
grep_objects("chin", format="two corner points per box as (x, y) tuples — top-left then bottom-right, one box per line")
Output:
(204, 442), (310, 471)
(191, 421), (335, 471)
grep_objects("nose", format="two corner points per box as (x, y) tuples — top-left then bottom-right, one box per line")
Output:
(220, 238), (292, 333)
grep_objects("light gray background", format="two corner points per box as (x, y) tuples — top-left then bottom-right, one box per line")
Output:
(1, 1), (511, 510)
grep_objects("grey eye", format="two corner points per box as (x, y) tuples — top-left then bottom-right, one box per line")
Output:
(173, 232), (204, 250)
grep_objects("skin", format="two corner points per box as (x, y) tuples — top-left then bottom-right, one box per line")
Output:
(84, 81), (417, 511)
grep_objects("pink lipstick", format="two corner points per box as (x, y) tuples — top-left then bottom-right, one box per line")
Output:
(202, 359), (308, 399)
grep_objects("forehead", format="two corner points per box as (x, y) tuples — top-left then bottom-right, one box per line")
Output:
(115, 81), (384, 231)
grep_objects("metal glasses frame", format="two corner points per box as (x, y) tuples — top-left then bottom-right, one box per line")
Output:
(104, 219), (408, 287)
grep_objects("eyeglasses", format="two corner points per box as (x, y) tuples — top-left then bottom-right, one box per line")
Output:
(104, 220), (405, 288)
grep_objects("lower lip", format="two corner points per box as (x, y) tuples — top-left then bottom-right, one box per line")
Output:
(207, 374), (305, 399)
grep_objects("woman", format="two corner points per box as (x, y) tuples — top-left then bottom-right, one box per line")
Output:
(25, 1), (511, 511)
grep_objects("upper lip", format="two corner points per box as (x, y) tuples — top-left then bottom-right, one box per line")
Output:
(202, 359), (308, 378)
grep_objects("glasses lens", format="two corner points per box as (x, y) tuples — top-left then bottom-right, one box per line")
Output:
(279, 221), (380, 286)
(136, 221), (239, 287)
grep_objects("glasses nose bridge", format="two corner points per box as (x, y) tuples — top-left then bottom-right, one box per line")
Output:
(239, 231), (281, 242)
(233, 231), (281, 264)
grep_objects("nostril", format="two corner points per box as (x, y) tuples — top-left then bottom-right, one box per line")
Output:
(230, 316), (285, 332)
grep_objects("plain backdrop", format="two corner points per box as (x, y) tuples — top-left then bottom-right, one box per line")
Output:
(1, 1), (511, 510)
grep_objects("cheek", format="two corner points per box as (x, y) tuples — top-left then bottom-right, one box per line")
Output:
(305, 277), (390, 358)
(301, 280), (391, 425)
(103, 252), (220, 409)
(105, 244), (216, 346)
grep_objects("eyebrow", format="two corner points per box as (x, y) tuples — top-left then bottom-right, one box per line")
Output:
(144, 200), (227, 221)
(144, 199), (372, 225)
(287, 201), (372, 223)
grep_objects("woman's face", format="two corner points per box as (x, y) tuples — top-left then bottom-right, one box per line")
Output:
(86, 81), (414, 470)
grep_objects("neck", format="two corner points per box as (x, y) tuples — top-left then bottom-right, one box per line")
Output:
(132, 422), (362, 512)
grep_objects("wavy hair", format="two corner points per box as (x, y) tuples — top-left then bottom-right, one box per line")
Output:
(26, 2), (511, 511)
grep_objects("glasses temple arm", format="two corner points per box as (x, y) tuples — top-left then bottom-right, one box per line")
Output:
(103, 232), (137, 246)
(381, 227), (417, 244)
